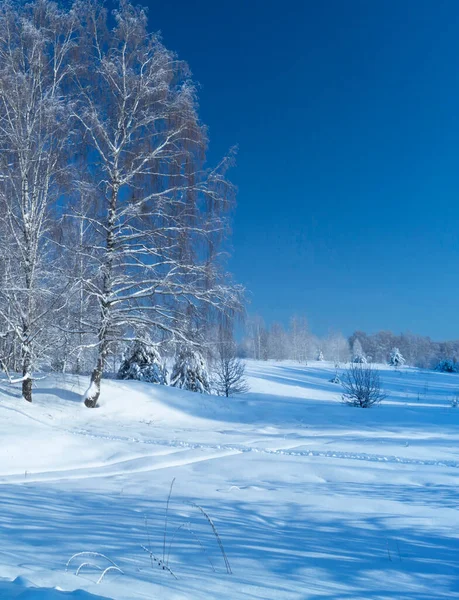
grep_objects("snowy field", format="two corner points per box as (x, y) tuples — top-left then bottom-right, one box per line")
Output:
(0, 361), (459, 599)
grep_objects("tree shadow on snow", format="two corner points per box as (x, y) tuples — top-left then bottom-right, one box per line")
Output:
(0, 480), (458, 599)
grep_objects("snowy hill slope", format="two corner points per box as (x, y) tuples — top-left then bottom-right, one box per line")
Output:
(0, 361), (459, 598)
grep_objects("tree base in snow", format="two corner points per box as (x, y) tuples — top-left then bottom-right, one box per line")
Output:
(83, 375), (101, 408)
(84, 397), (98, 408)
(22, 377), (32, 403)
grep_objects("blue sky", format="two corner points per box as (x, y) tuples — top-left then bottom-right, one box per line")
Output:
(143, 0), (459, 340)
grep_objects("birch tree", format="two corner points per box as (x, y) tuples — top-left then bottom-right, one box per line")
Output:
(74, 1), (241, 407)
(0, 0), (76, 401)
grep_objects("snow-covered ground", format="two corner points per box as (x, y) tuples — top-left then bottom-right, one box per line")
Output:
(1, 361), (459, 599)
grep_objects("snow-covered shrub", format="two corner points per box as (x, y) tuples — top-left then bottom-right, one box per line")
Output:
(352, 354), (367, 364)
(351, 338), (367, 364)
(389, 347), (406, 367)
(435, 358), (459, 373)
(329, 374), (341, 384)
(316, 349), (324, 361)
(342, 363), (385, 408)
(170, 346), (210, 393)
(117, 340), (166, 384)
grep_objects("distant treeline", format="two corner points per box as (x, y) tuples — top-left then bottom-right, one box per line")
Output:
(240, 316), (457, 368)
(348, 330), (459, 369)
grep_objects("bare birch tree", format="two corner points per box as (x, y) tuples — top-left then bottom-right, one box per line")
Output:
(73, 1), (242, 407)
(0, 0), (76, 401)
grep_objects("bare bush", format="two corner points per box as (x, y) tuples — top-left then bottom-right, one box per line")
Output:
(342, 363), (385, 408)
(213, 341), (249, 398)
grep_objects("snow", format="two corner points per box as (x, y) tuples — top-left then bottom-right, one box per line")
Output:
(0, 361), (459, 598)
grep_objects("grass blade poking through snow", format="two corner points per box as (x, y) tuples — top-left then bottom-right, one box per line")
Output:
(191, 503), (232, 574)
(163, 477), (176, 563)
(96, 565), (124, 584)
(185, 523), (216, 573)
(67, 552), (123, 584)
(166, 521), (216, 573)
(66, 552), (119, 572)
(144, 515), (154, 568)
(76, 563), (103, 576)
(166, 523), (186, 568)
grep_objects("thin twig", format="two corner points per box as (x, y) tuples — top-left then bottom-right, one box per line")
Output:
(141, 545), (178, 579)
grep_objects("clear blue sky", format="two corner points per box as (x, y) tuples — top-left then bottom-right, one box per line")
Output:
(143, 0), (459, 340)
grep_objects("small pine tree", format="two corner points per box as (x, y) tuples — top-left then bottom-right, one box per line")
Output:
(352, 339), (367, 364)
(389, 347), (406, 367)
(316, 349), (324, 361)
(170, 346), (211, 393)
(118, 340), (166, 384)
